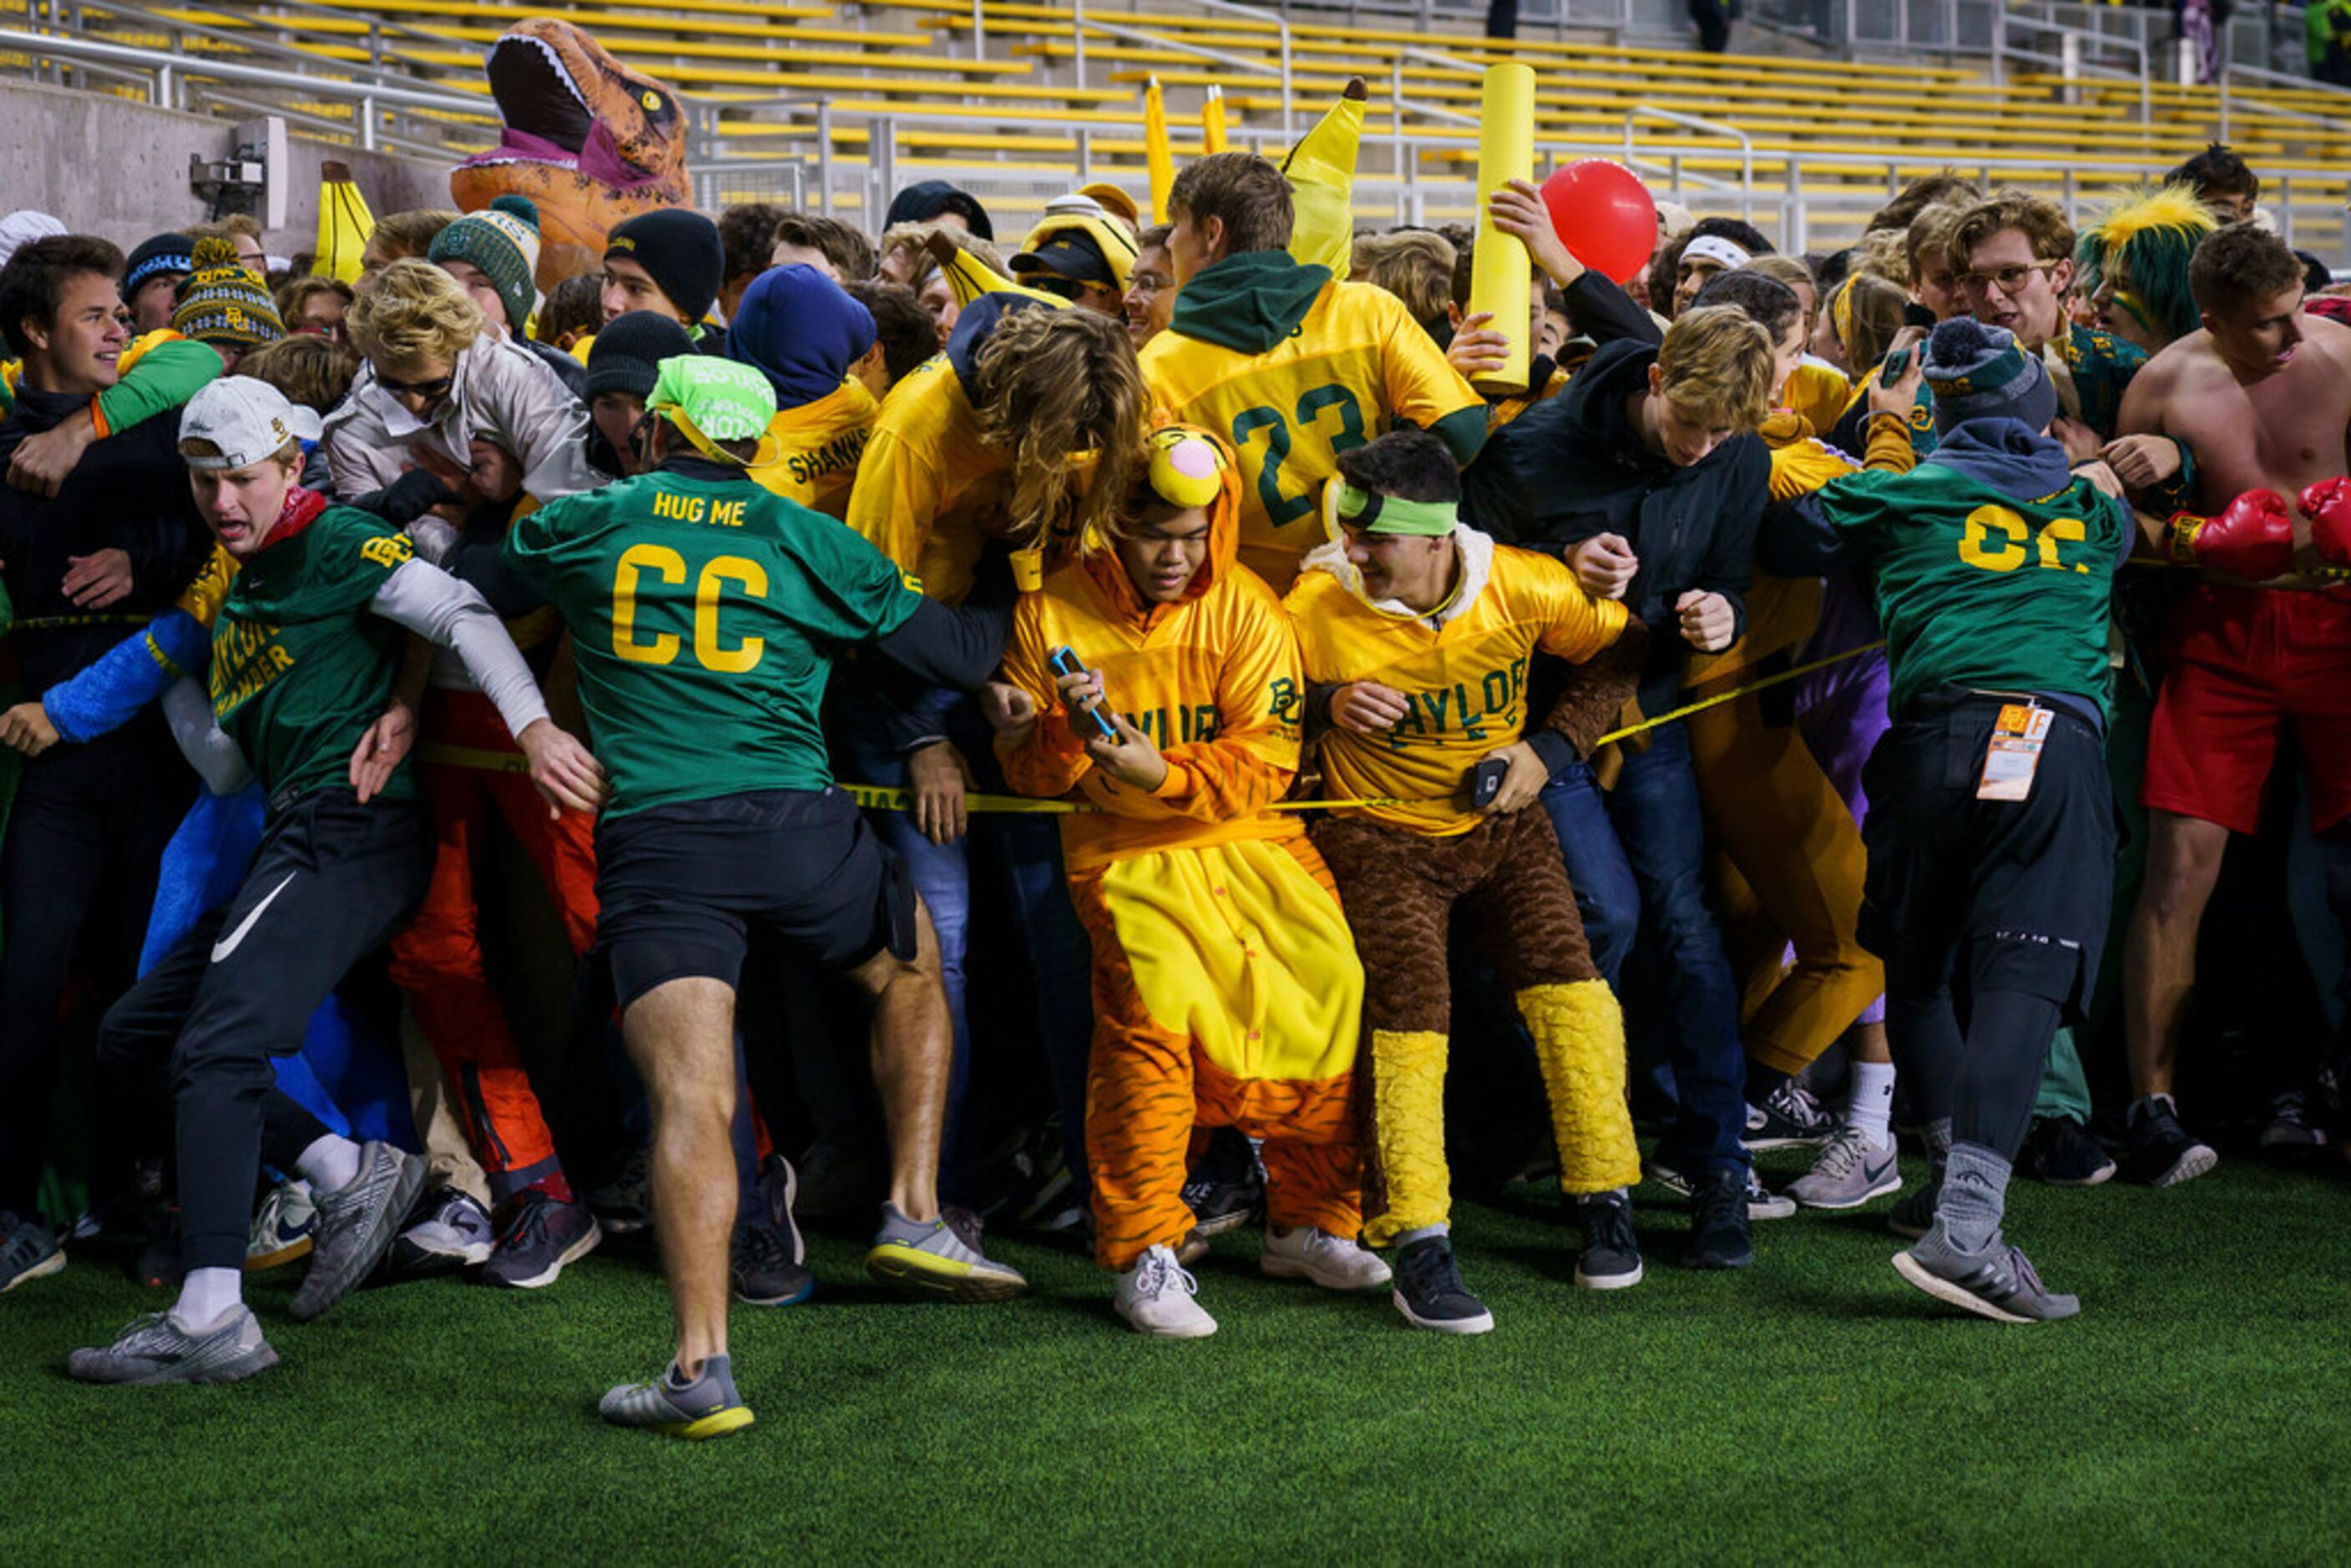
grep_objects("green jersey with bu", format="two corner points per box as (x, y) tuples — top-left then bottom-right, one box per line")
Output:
(1812, 463), (2127, 721)
(503, 468), (926, 816)
(210, 504), (417, 807)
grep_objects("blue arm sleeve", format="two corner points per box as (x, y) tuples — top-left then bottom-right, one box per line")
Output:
(42, 607), (209, 744)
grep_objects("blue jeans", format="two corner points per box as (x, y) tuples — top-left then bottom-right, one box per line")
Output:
(834, 692), (1095, 1207)
(1543, 721), (1749, 1176)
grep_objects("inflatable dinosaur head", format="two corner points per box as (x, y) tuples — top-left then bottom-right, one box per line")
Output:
(450, 18), (691, 289)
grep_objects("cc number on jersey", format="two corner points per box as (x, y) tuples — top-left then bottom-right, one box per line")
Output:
(1958, 503), (2090, 574)
(611, 544), (769, 673)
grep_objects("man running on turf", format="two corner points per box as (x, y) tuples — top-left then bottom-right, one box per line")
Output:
(503, 357), (1025, 1441)
(68, 376), (602, 1384)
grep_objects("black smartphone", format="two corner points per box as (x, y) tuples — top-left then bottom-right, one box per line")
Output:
(1048, 646), (1119, 741)
(1468, 756), (1511, 810)
(1902, 301), (1937, 330)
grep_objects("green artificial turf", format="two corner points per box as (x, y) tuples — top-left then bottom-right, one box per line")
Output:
(3, 1149), (2344, 1563)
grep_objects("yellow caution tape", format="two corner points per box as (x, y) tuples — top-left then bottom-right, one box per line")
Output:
(417, 640), (1888, 817)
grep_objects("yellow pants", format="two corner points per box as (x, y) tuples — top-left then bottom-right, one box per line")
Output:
(1072, 837), (1365, 1271)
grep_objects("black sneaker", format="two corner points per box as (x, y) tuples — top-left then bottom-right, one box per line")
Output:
(1888, 1167), (1941, 1240)
(483, 1190), (603, 1290)
(1688, 1168), (1754, 1270)
(1571, 1189), (1643, 1290)
(2121, 1094), (2217, 1188)
(732, 1156), (814, 1307)
(1181, 1130), (1265, 1238)
(585, 1149), (652, 1235)
(1390, 1237), (1494, 1333)
(1743, 1080), (1837, 1150)
(1, 1210), (64, 1292)
(2257, 1091), (2329, 1154)
(2021, 1115), (2117, 1186)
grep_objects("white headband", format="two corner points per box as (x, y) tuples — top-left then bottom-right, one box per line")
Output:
(1683, 234), (1753, 271)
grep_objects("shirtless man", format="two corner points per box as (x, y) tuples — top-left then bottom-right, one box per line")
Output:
(2105, 222), (2351, 1186)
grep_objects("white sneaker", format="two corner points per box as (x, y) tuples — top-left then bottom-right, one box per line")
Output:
(245, 1179), (316, 1272)
(1260, 1225), (1393, 1291)
(1115, 1244), (1216, 1338)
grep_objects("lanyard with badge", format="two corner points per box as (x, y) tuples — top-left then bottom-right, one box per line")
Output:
(1978, 699), (2053, 802)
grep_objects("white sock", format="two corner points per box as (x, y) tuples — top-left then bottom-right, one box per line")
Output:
(172, 1266), (243, 1330)
(296, 1133), (363, 1194)
(1847, 1060), (1897, 1151)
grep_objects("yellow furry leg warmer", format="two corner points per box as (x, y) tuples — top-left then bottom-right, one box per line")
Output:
(1362, 1029), (1450, 1247)
(1519, 981), (1643, 1195)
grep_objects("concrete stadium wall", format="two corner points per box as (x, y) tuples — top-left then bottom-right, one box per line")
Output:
(0, 77), (450, 258)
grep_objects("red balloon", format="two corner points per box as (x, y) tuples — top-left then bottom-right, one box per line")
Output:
(1539, 160), (1659, 286)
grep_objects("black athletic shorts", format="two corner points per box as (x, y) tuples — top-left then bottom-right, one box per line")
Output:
(1858, 690), (2116, 1018)
(594, 787), (915, 1010)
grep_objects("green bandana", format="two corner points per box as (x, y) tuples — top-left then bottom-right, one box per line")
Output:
(650, 355), (776, 456)
(1329, 479), (1457, 537)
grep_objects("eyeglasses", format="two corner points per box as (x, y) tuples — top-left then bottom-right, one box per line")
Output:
(1956, 260), (2062, 298)
(1127, 271), (1170, 297)
(1034, 275), (1118, 306)
(377, 370), (455, 399)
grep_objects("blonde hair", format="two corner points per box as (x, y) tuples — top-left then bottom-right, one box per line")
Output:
(1352, 229), (1459, 334)
(972, 306), (1146, 553)
(1656, 304), (1775, 429)
(1848, 227), (1914, 290)
(348, 258), (483, 367)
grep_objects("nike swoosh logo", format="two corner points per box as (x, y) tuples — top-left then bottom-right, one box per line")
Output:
(211, 873), (298, 964)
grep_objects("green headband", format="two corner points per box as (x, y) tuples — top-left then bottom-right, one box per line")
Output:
(1331, 480), (1457, 538)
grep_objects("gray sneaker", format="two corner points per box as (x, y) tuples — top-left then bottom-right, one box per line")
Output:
(68, 1306), (279, 1385)
(1888, 1169), (1941, 1240)
(864, 1203), (1027, 1302)
(291, 1142), (427, 1323)
(599, 1353), (754, 1440)
(1788, 1126), (1904, 1211)
(1893, 1234), (2081, 1323)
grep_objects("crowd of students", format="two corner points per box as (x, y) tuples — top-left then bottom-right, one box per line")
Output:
(0, 130), (2343, 1438)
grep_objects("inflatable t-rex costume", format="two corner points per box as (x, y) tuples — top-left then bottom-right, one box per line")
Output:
(450, 18), (691, 289)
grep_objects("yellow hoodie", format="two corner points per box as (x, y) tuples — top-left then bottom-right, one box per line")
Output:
(996, 429), (1307, 874)
(842, 356), (1006, 604)
(750, 377), (877, 523)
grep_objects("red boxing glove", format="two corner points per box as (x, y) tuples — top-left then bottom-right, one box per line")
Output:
(2167, 488), (2294, 580)
(2298, 477), (2351, 568)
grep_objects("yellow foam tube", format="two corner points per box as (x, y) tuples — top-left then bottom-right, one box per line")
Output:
(926, 232), (1066, 311)
(1144, 76), (1176, 224)
(1465, 62), (1535, 397)
(314, 159), (375, 286)
(1201, 85), (1229, 154)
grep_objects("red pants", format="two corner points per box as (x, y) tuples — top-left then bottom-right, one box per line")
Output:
(387, 689), (599, 1196)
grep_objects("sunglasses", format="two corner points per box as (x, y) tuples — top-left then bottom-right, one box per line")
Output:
(377, 370), (456, 399)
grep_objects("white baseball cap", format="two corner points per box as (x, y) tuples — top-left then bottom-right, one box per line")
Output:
(177, 376), (325, 470)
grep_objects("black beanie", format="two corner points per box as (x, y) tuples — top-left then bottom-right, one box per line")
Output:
(124, 231), (195, 299)
(604, 210), (725, 329)
(884, 180), (993, 242)
(583, 310), (699, 400)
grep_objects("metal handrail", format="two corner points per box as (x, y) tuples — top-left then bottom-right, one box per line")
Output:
(1064, 0), (1293, 138)
(28, 0), (460, 97)
(1622, 104), (1753, 220)
(1994, 9), (2151, 120)
(0, 24), (489, 150)
(2218, 60), (2348, 139)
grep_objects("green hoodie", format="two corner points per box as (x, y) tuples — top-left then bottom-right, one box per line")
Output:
(1168, 250), (1332, 354)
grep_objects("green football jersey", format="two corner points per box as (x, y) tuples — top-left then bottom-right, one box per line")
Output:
(503, 468), (924, 816)
(1813, 463), (2128, 721)
(210, 504), (416, 807)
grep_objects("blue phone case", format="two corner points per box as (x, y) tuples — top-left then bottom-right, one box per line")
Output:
(1049, 646), (1119, 741)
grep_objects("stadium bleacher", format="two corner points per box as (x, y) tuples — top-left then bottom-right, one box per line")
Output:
(7, 0), (2345, 250)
